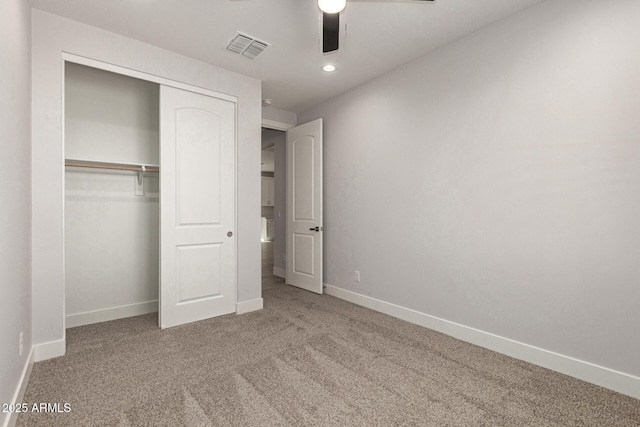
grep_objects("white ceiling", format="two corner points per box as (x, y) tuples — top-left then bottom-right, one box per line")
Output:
(30, 0), (544, 113)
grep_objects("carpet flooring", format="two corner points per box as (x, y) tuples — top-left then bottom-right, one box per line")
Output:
(17, 246), (640, 426)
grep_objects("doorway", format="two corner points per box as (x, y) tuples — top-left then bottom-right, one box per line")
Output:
(260, 118), (324, 295)
(64, 62), (161, 328)
(63, 59), (238, 331)
(261, 127), (287, 291)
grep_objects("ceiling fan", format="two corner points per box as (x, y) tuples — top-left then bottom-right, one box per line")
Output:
(319, 0), (435, 53)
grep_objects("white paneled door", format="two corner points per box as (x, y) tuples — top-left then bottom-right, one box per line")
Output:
(286, 119), (323, 294)
(160, 85), (236, 328)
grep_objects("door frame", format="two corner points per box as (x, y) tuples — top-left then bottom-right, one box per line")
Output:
(63, 53), (237, 102)
(262, 119), (295, 132)
(261, 119), (295, 284)
(62, 53), (238, 332)
(261, 118), (325, 290)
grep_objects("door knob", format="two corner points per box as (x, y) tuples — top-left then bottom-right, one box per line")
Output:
(309, 226), (320, 232)
(227, 231), (233, 237)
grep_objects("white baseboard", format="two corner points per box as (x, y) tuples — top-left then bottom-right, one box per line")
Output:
(3, 348), (34, 427)
(324, 284), (640, 400)
(33, 339), (65, 362)
(66, 300), (158, 328)
(236, 297), (263, 314)
(273, 266), (285, 278)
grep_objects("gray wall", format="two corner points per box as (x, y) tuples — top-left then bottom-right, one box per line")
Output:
(299, 0), (640, 378)
(262, 105), (297, 127)
(0, 0), (32, 420)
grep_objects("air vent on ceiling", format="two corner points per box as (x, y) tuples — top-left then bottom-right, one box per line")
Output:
(226, 32), (270, 60)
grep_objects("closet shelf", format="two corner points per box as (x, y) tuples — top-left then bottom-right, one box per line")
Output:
(65, 159), (159, 173)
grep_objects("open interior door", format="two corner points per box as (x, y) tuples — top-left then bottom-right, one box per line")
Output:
(286, 119), (323, 294)
(160, 85), (236, 328)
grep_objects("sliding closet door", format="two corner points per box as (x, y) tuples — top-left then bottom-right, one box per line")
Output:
(159, 85), (236, 329)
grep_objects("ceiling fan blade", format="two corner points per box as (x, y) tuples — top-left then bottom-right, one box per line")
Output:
(323, 12), (340, 53)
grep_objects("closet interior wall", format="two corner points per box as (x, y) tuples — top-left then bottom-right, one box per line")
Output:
(65, 62), (160, 327)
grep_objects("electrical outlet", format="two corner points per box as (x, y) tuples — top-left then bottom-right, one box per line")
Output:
(19, 332), (23, 356)
(354, 271), (361, 282)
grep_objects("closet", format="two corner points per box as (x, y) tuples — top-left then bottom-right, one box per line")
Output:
(64, 61), (238, 329)
(64, 63), (160, 328)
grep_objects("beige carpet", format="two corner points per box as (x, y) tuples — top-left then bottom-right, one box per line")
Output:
(18, 282), (640, 426)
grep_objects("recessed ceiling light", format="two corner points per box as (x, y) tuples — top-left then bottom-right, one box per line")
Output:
(322, 64), (336, 72)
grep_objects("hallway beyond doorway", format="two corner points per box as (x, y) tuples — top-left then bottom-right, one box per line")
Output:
(262, 241), (284, 291)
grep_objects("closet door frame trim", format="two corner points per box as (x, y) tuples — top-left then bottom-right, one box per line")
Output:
(62, 53), (238, 102)
(61, 52), (239, 332)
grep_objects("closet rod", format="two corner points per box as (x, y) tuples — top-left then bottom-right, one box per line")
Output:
(65, 159), (159, 173)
